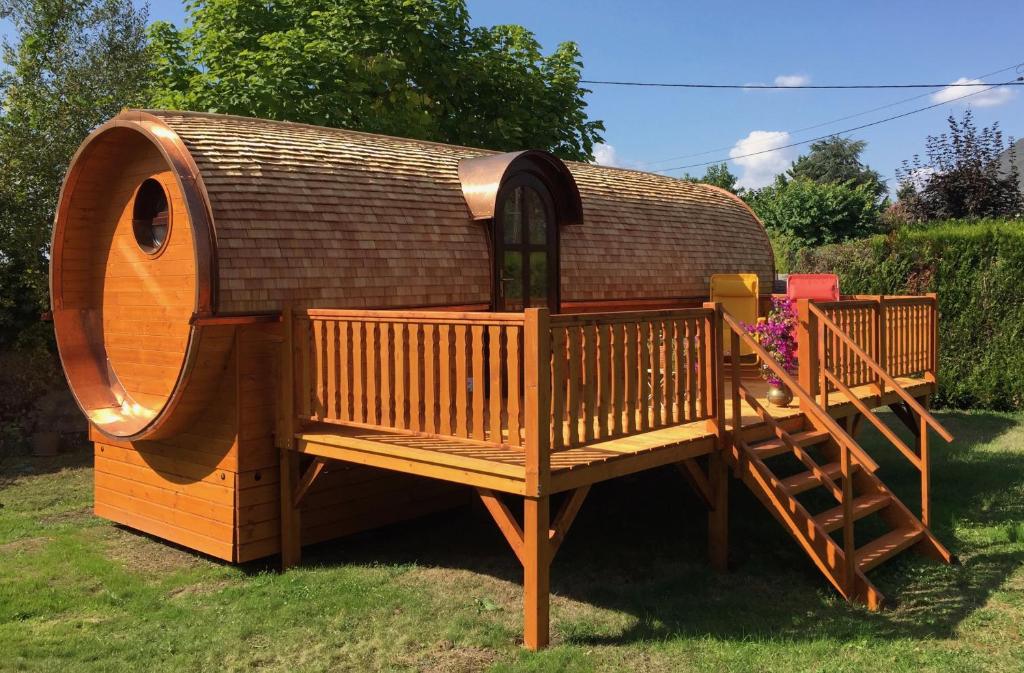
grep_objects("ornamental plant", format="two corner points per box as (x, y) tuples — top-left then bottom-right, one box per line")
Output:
(745, 297), (798, 387)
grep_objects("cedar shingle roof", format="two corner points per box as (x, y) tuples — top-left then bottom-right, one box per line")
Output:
(147, 109), (774, 312)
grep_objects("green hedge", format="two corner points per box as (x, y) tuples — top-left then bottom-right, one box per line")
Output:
(793, 220), (1024, 410)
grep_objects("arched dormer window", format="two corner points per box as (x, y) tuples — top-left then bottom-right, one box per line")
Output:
(458, 151), (583, 313)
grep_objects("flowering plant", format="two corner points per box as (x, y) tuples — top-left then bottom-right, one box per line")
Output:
(744, 297), (798, 387)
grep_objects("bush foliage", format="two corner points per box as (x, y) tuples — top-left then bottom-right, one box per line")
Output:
(745, 175), (883, 248)
(793, 220), (1024, 410)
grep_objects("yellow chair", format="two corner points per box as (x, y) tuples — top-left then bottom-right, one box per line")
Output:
(710, 273), (759, 356)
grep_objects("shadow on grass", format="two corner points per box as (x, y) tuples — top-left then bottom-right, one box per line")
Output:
(285, 409), (1023, 646)
(0, 433), (92, 485)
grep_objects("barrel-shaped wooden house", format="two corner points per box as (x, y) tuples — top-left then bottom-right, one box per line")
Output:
(51, 109), (773, 561)
(53, 109), (957, 650)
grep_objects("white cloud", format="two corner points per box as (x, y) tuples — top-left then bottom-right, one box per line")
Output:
(743, 74), (810, 91)
(730, 130), (797, 190)
(593, 143), (619, 167)
(930, 77), (1014, 107)
(774, 74), (810, 88)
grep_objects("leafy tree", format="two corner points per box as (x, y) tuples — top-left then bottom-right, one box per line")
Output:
(148, 0), (604, 160)
(684, 162), (740, 194)
(0, 0), (151, 345)
(896, 110), (1022, 221)
(744, 175), (882, 248)
(788, 136), (886, 201)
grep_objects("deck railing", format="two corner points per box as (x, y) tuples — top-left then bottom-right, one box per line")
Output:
(278, 306), (719, 492)
(799, 294), (938, 396)
(548, 309), (715, 450)
(287, 308), (528, 447)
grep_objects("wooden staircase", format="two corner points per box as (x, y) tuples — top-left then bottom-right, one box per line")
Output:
(717, 306), (955, 609)
(732, 414), (951, 608)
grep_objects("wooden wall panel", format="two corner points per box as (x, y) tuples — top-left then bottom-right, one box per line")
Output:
(95, 322), (468, 563)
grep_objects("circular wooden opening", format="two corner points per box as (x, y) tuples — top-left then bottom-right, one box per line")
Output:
(132, 178), (171, 255)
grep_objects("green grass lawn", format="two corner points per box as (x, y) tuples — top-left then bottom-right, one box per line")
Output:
(2, 410), (1023, 672)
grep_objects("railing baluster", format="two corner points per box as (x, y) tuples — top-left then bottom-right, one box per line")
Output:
(454, 324), (468, 438)
(583, 324), (597, 442)
(507, 325), (522, 447)
(488, 325), (503, 444)
(625, 322), (638, 434)
(567, 325), (582, 447)
(438, 324), (452, 436)
(551, 327), (567, 450)
(598, 323), (612, 439)
(380, 322), (393, 427)
(394, 323), (407, 430)
(639, 321), (651, 432)
(339, 320), (351, 421)
(423, 324), (437, 434)
(611, 323), (625, 435)
(471, 325), (485, 441)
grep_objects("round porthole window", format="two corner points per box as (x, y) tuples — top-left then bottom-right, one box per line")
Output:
(132, 178), (170, 255)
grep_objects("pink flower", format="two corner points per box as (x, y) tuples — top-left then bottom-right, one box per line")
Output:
(743, 297), (798, 387)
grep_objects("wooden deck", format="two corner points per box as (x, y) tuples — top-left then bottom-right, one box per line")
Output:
(295, 374), (936, 496)
(278, 297), (951, 651)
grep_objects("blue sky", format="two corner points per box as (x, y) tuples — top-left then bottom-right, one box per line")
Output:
(8, 0), (1024, 192)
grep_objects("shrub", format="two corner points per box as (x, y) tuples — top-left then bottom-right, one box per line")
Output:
(745, 176), (883, 248)
(794, 220), (1024, 410)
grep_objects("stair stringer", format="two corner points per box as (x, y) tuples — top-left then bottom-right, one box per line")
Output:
(728, 439), (885, 609)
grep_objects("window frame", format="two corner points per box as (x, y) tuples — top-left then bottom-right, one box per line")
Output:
(491, 172), (560, 312)
(131, 177), (173, 258)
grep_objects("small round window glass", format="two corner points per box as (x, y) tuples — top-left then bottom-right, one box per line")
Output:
(132, 179), (170, 255)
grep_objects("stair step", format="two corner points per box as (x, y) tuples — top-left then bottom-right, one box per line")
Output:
(779, 461), (858, 495)
(752, 430), (832, 459)
(856, 527), (925, 573)
(813, 493), (892, 533)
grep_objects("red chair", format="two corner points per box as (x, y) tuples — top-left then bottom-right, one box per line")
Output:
(787, 274), (840, 302)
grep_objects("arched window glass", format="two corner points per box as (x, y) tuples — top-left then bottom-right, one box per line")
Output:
(494, 175), (558, 311)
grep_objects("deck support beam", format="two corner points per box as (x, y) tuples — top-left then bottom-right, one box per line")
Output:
(523, 495), (551, 651)
(549, 485), (590, 557)
(477, 488), (525, 565)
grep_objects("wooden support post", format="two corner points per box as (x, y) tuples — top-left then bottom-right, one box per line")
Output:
(841, 441), (855, 596)
(877, 296), (887, 389)
(523, 495), (550, 651)
(708, 450), (729, 573)
(796, 299), (819, 404)
(926, 292), (938, 384)
(278, 303), (302, 570)
(280, 448), (302, 569)
(920, 395), (931, 527)
(701, 302), (724, 438)
(523, 308), (551, 498)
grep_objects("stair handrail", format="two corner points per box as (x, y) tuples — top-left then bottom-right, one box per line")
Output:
(808, 303), (953, 443)
(719, 308), (879, 473)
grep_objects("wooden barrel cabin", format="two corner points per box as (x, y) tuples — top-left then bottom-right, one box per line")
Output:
(50, 109), (774, 563)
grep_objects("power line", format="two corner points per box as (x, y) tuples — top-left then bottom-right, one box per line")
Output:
(582, 78), (1024, 89)
(659, 83), (1010, 173)
(637, 62), (1024, 167)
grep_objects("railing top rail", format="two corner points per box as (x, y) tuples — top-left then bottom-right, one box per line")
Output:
(301, 308), (527, 325)
(807, 303), (953, 443)
(718, 307), (880, 473)
(549, 307), (713, 326)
